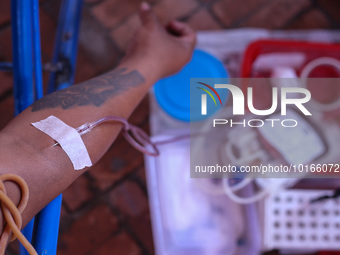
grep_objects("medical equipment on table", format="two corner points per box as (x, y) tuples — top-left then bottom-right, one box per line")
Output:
(241, 39), (340, 253)
(145, 49), (264, 255)
(146, 41), (340, 254)
(190, 104), (332, 205)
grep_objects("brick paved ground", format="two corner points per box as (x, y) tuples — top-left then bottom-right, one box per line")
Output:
(0, 0), (339, 254)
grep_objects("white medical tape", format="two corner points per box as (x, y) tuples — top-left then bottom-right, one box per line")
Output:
(31, 115), (92, 170)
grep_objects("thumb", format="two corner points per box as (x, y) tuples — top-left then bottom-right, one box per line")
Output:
(167, 21), (196, 44)
(139, 2), (158, 26)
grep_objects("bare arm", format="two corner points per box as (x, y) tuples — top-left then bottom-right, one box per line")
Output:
(0, 3), (195, 233)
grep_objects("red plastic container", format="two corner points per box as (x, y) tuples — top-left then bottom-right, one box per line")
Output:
(240, 40), (340, 112)
(241, 39), (340, 78)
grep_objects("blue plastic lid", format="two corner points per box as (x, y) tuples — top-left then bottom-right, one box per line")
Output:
(154, 49), (229, 122)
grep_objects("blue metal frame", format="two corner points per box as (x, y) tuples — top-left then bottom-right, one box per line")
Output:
(31, 195), (63, 254)
(32, 0), (83, 253)
(9, 0), (83, 253)
(11, 0), (35, 115)
(48, 0), (83, 92)
(0, 62), (13, 71)
(11, 1), (35, 252)
(31, 0), (44, 101)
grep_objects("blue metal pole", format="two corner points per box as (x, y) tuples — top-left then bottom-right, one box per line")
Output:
(48, 0), (84, 92)
(32, 0), (83, 254)
(11, 0), (34, 115)
(31, 0), (44, 100)
(11, 0), (35, 254)
(20, 220), (35, 255)
(32, 195), (63, 254)
(11, 0), (83, 253)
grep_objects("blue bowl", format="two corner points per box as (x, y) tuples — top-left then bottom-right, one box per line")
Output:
(154, 49), (229, 122)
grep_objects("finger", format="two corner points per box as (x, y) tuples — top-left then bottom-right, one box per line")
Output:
(139, 2), (158, 27)
(167, 21), (193, 36)
(167, 21), (196, 43)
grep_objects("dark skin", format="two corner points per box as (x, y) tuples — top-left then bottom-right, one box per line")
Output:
(0, 2), (195, 236)
(31, 68), (145, 111)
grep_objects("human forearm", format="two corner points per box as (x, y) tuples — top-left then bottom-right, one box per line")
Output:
(0, 58), (158, 228)
(0, 2), (196, 247)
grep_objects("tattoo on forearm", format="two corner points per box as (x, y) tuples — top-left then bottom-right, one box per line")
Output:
(31, 68), (145, 112)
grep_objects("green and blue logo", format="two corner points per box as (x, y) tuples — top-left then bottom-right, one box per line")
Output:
(196, 82), (223, 115)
